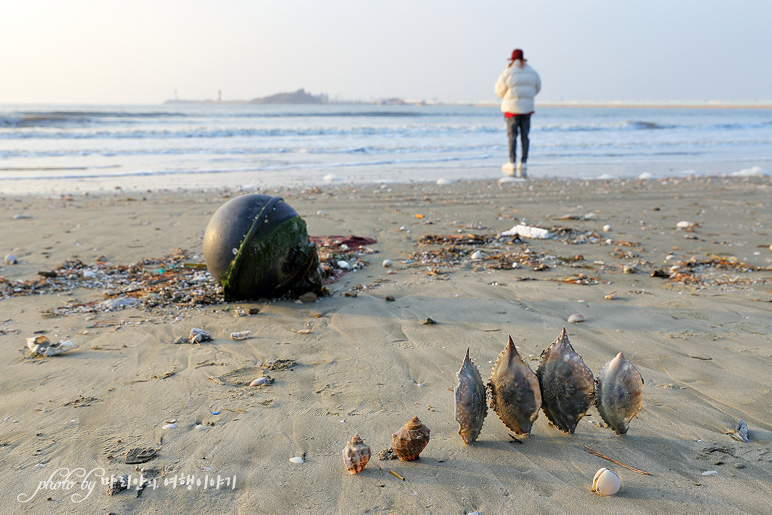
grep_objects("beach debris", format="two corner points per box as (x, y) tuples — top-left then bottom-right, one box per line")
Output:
(298, 292), (317, 303)
(701, 470), (718, 476)
(289, 456), (304, 464)
(583, 444), (652, 476)
(377, 447), (398, 460)
(602, 224), (612, 232)
(385, 295), (395, 302)
(12, 214), (32, 220)
(622, 264), (640, 274)
(500, 224), (551, 240)
(454, 348), (488, 444)
(203, 194), (323, 301)
(567, 313), (585, 323)
(470, 250), (484, 261)
(99, 297), (140, 311)
(382, 259), (393, 268)
(337, 260), (350, 269)
(249, 376), (274, 387)
(6, 243), (360, 318)
(488, 336), (541, 437)
(536, 328), (595, 433)
(389, 470), (405, 481)
(604, 291), (617, 300)
(162, 423), (177, 430)
(26, 335), (77, 357)
(392, 416), (430, 461)
(342, 434), (371, 475)
(234, 307), (260, 317)
(107, 474), (129, 496)
(421, 317), (437, 325)
(4, 254), (18, 265)
(189, 328), (213, 343)
(230, 330), (251, 340)
(663, 254), (772, 288)
(595, 353), (644, 435)
(727, 419), (750, 443)
(592, 468), (621, 497)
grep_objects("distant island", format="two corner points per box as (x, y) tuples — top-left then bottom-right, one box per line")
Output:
(164, 89), (432, 106)
(250, 89), (328, 104)
(165, 89), (329, 105)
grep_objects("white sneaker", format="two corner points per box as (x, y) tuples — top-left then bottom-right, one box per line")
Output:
(516, 162), (528, 178)
(502, 162), (515, 177)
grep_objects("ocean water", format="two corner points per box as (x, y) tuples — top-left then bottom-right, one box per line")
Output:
(1, 103), (771, 194)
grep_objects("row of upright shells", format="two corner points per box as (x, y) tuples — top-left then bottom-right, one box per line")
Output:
(342, 416), (431, 475)
(454, 328), (644, 443)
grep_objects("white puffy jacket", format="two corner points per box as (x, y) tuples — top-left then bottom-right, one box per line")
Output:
(495, 62), (541, 114)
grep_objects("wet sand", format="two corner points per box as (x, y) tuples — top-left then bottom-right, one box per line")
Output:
(1, 176), (771, 514)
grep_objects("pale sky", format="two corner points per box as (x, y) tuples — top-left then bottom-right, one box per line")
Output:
(2, 0), (770, 105)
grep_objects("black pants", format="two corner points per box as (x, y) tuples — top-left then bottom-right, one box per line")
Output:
(505, 114), (531, 164)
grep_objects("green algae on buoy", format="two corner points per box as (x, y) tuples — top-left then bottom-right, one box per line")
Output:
(203, 194), (322, 300)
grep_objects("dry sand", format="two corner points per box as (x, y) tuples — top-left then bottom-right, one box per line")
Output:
(1, 176), (771, 514)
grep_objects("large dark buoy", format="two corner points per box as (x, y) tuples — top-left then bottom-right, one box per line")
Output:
(203, 194), (322, 300)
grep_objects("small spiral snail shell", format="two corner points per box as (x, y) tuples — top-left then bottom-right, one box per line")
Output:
(391, 416), (430, 461)
(342, 434), (371, 474)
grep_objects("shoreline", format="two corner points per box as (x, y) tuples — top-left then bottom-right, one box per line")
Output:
(1, 162), (770, 197)
(1, 175), (771, 513)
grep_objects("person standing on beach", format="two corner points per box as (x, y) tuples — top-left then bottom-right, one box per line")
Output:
(495, 49), (541, 178)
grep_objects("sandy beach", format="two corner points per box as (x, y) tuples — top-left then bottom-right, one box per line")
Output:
(1, 175), (771, 514)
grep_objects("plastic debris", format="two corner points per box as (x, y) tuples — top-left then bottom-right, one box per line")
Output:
(500, 224), (550, 239)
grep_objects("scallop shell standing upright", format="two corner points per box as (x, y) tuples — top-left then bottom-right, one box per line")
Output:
(454, 348), (487, 443)
(392, 416), (430, 461)
(342, 434), (371, 474)
(536, 328), (595, 433)
(595, 352), (643, 435)
(488, 336), (542, 436)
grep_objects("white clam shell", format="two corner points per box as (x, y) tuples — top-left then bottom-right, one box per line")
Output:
(592, 468), (621, 496)
(676, 221), (691, 228)
(382, 259), (393, 268)
(289, 456), (304, 464)
(602, 224), (612, 232)
(470, 251), (484, 261)
(162, 423), (177, 429)
(567, 313), (585, 323)
(249, 376), (272, 387)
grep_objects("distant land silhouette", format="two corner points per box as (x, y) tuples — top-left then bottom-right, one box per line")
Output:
(163, 89), (434, 106)
(165, 89), (329, 105)
(250, 89), (327, 104)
